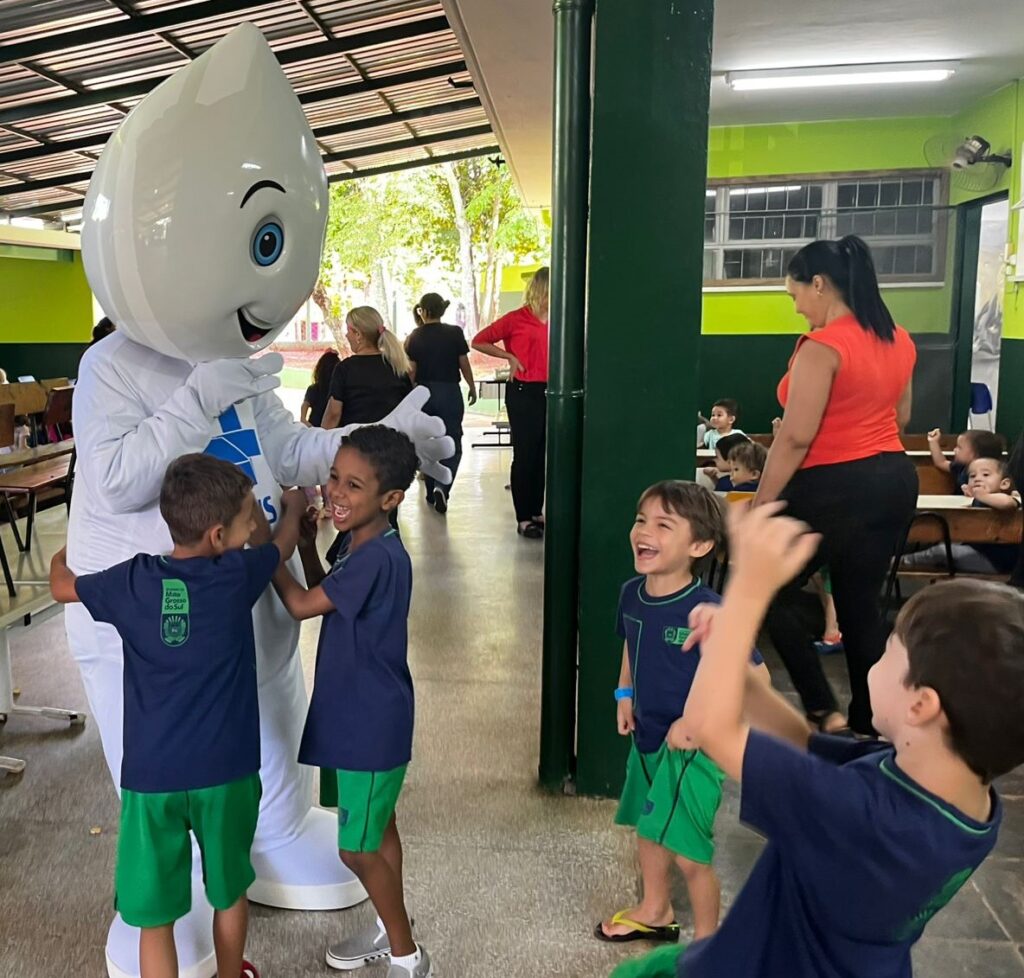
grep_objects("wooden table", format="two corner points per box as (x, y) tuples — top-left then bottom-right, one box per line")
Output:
(0, 439), (74, 470)
(909, 495), (1022, 546)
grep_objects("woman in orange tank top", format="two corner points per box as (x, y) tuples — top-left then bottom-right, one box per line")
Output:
(753, 236), (917, 736)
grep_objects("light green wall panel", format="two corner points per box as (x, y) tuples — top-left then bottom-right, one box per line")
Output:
(0, 251), (92, 343)
(707, 116), (946, 178)
(702, 286), (952, 336)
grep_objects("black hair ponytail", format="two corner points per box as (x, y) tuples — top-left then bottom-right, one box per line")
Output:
(787, 234), (896, 342)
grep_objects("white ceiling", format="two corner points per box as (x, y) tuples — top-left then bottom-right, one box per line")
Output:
(445, 0), (1024, 206)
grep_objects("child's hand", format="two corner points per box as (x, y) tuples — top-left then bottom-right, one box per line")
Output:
(927, 428), (942, 444)
(962, 482), (975, 498)
(727, 502), (820, 598)
(250, 504), (272, 545)
(702, 465), (719, 479)
(683, 603), (722, 651)
(771, 417), (782, 435)
(616, 697), (635, 736)
(279, 487), (306, 517)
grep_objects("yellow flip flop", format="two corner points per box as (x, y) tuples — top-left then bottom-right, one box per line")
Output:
(593, 910), (680, 943)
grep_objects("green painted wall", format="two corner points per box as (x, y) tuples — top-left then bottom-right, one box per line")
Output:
(0, 251), (91, 381)
(707, 116), (945, 178)
(0, 251), (92, 343)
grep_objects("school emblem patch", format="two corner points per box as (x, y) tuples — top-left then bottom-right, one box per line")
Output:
(161, 579), (190, 647)
(663, 626), (692, 646)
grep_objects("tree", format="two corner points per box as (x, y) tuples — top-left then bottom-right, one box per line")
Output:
(315, 158), (548, 342)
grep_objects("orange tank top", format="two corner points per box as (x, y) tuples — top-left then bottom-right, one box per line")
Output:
(777, 314), (916, 469)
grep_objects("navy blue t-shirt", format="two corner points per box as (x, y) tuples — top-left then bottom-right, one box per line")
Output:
(616, 577), (762, 753)
(681, 732), (1001, 978)
(713, 476), (732, 492)
(299, 529), (413, 772)
(731, 480), (760, 492)
(75, 544), (280, 793)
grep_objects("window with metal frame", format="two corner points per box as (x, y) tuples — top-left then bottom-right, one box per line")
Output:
(703, 172), (947, 286)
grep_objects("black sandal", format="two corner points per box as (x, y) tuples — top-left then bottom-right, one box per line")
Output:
(517, 521), (544, 539)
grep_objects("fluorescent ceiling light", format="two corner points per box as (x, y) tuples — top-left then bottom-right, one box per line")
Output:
(11, 216), (45, 229)
(726, 61), (958, 92)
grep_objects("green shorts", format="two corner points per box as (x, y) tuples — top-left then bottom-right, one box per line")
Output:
(115, 773), (261, 928)
(334, 765), (407, 853)
(615, 742), (725, 864)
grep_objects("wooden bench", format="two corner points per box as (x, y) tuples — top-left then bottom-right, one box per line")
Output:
(0, 456), (72, 556)
(0, 590), (86, 776)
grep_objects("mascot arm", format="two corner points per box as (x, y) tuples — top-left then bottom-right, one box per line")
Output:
(255, 386), (456, 486)
(255, 390), (343, 487)
(76, 359), (258, 513)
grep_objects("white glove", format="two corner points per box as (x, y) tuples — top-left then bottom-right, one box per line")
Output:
(186, 353), (283, 419)
(377, 387), (455, 485)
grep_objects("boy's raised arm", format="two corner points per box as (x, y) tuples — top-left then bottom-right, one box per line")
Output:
(927, 429), (951, 473)
(49, 547), (80, 604)
(668, 504), (818, 780)
(272, 563), (335, 620)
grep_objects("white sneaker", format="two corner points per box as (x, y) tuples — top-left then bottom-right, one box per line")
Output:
(387, 945), (432, 978)
(325, 922), (390, 970)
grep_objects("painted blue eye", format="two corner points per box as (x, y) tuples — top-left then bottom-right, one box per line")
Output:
(252, 221), (284, 266)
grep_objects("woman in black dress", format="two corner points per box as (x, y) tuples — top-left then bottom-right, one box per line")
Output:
(406, 292), (477, 514)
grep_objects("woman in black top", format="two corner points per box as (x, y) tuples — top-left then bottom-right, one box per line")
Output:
(322, 306), (413, 428)
(406, 292), (477, 513)
(301, 349), (340, 428)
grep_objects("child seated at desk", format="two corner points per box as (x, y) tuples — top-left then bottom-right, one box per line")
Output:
(702, 432), (750, 490)
(698, 399), (744, 450)
(927, 428), (1004, 491)
(902, 457), (1021, 575)
(726, 441), (766, 493)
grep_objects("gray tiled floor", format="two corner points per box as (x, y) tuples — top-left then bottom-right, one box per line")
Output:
(1, 442), (1023, 976)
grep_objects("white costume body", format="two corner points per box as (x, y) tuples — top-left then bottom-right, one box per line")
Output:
(68, 23), (450, 978)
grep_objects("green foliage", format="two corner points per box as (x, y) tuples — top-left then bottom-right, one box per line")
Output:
(319, 158), (548, 330)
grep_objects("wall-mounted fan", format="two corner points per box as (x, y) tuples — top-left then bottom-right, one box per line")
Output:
(924, 134), (1013, 193)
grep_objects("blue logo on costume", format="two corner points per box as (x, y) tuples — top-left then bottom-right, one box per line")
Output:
(204, 406), (261, 483)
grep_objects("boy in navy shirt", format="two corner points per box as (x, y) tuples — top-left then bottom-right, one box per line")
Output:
(902, 456), (1021, 575)
(611, 503), (1024, 978)
(270, 425), (428, 978)
(926, 427), (1004, 490)
(725, 440), (766, 493)
(596, 481), (766, 946)
(701, 431), (749, 491)
(49, 454), (306, 978)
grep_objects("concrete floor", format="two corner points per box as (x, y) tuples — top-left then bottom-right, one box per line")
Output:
(1, 441), (1023, 977)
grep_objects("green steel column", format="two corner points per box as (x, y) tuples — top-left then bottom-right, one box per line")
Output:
(539, 0), (594, 790)
(575, 0), (714, 795)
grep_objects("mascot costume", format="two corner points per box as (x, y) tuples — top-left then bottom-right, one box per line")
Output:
(68, 23), (452, 978)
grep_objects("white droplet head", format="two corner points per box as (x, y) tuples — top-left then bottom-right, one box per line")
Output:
(82, 22), (328, 363)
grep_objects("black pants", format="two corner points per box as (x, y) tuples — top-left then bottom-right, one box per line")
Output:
(421, 381), (465, 498)
(765, 452), (917, 733)
(505, 380), (546, 523)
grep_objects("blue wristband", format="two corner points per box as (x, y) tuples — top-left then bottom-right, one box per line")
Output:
(614, 687), (634, 701)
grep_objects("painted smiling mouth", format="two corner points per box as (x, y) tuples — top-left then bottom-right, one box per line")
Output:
(237, 308), (273, 343)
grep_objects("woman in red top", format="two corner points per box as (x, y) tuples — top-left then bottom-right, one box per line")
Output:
(754, 236), (917, 735)
(472, 267), (550, 539)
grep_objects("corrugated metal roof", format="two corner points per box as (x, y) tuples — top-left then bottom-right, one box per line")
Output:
(0, 0), (497, 221)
